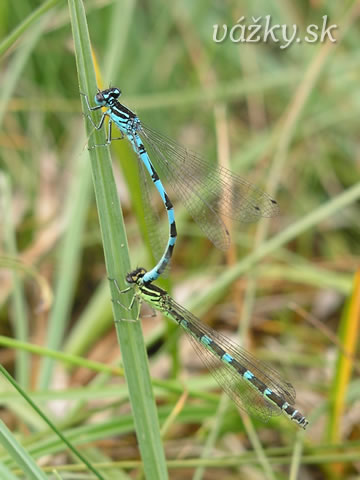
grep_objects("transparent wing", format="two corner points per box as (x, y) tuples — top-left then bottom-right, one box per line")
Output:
(140, 124), (279, 250)
(140, 126), (230, 250)
(167, 297), (295, 421)
(137, 158), (170, 277)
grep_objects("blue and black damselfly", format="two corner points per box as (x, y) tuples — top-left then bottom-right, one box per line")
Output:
(114, 268), (309, 429)
(82, 88), (176, 284)
(82, 88), (279, 282)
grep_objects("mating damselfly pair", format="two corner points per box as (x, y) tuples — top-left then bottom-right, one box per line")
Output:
(82, 87), (279, 282)
(83, 87), (308, 429)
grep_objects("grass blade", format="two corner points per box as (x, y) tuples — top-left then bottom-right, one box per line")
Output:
(0, 419), (48, 480)
(0, 364), (105, 479)
(67, 0), (169, 477)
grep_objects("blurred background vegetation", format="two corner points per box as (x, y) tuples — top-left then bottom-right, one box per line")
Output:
(0, 0), (360, 478)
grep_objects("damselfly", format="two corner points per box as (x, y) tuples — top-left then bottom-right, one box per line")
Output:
(82, 88), (279, 282)
(115, 268), (309, 429)
(82, 88), (176, 284)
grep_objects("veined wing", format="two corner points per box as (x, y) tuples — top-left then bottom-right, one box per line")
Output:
(140, 124), (279, 250)
(140, 125), (230, 250)
(166, 296), (295, 421)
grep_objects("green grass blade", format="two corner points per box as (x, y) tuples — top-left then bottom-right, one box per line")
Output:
(37, 149), (93, 388)
(0, 15), (49, 128)
(0, 0), (61, 57)
(1, 174), (29, 388)
(0, 365), (105, 480)
(67, 0), (168, 478)
(63, 278), (113, 356)
(0, 458), (19, 480)
(0, 420), (48, 480)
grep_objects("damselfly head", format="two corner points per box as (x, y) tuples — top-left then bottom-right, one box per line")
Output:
(126, 267), (147, 285)
(94, 87), (121, 106)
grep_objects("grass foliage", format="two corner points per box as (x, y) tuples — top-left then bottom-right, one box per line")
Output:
(0, 0), (360, 478)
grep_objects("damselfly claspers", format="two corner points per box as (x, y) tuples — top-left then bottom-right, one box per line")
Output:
(82, 88), (279, 283)
(114, 268), (308, 429)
